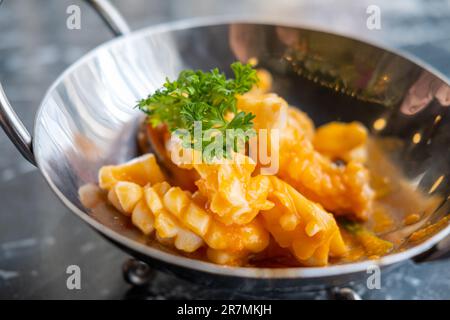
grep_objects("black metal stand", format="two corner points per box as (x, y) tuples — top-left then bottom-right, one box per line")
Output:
(329, 287), (362, 300)
(122, 258), (155, 287)
(122, 258), (363, 300)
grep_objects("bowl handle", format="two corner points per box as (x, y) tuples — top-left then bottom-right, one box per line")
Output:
(85, 0), (131, 36)
(0, 0), (130, 166)
(0, 84), (35, 165)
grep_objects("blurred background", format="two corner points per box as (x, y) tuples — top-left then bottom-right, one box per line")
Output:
(1, 0), (449, 299)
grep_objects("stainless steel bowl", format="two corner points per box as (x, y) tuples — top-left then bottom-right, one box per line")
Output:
(1, 0), (449, 295)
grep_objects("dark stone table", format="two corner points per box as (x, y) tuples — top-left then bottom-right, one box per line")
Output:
(0, 0), (449, 299)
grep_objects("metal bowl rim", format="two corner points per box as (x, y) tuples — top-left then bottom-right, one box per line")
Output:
(34, 16), (450, 279)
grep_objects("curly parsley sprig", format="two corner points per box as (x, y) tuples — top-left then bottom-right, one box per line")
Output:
(137, 62), (258, 160)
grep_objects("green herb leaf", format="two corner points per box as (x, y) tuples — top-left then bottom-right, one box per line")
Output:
(137, 62), (258, 160)
(338, 218), (363, 234)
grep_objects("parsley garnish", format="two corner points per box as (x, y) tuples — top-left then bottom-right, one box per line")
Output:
(137, 62), (258, 160)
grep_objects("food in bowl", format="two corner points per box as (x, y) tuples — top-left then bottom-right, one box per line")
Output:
(79, 62), (442, 267)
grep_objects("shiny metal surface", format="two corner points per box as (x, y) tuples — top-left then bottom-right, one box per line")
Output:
(332, 288), (363, 300)
(0, 0), (449, 290)
(31, 20), (450, 288)
(0, 83), (35, 165)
